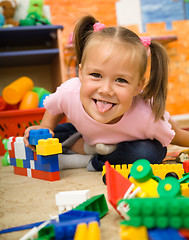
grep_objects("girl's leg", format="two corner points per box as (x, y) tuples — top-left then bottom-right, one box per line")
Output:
(87, 139), (167, 171)
(54, 123), (91, 169)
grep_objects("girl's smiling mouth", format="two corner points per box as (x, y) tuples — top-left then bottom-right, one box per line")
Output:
(93, 99), (116, 113)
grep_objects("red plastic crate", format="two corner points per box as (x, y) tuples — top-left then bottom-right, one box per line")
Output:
(0, 108), (65, 155)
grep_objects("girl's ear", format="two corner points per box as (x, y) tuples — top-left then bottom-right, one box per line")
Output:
(78, 64), (82, 81)
(133, 77), (145, 96)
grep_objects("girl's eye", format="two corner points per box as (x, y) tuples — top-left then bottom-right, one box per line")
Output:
(116, 78), (128, 84)
(90, 73), (101, 78)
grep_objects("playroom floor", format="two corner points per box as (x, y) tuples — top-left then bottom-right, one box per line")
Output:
(0, 143), (188, 240)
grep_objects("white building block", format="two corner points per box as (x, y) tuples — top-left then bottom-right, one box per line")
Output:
(55, 190), (90, 213)
(30, 160), (35, 169)
(8, 137), (14, 150)
(27, 168), (32, 178)
(14, 137), (26, 159)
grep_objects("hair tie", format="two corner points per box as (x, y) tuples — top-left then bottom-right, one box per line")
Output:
(140, 37), (151, 47)
(93, 22), (106, 32)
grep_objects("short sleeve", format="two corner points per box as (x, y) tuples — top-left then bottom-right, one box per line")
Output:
(146, 111), (175, 147)
(43, 84), (64, 115)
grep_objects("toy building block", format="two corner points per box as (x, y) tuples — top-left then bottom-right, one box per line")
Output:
(105, 161), (133, 210)
(179, 173), (189, 183)
(8, 136), (16, 158)
(183, 160), (189, 173)
(120, 225), (148, 240)
(36, 138), (62, 156)
(55, 190), (90, 213)
(75, 194), (109, 219)
(37, 210), (100, 240)
(179, 229), (189, 239)
(14, 137), (26, 159)
(28, 129), (52, 145)
(157, 176), (181, 198)
(102, 161), (185, 181)
(148, 228), (186, 240)
(8, 135), (61, 181)
(119, 197), (189, 229)
(180, 182), (189, 196)
(74, 221), (100, 240)
(129, 160), (159, 197)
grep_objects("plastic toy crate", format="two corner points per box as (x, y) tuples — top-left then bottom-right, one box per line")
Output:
(0, 108), (65, 155)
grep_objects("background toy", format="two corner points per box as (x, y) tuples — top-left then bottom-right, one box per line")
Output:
(0, 0), (19, 26)
(2, 76), (34, 105)
(55, 190), (90, 213)
(19, 91), (39, 110)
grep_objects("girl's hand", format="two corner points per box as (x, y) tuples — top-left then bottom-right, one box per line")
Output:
(24, 125), (54, 151)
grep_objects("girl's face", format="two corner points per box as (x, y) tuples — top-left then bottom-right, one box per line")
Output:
(79, 41), (144, 124)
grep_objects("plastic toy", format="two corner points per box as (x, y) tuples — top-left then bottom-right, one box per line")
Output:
(102, 161), (185, 183)
(75, 194), (109, 219)
(120, 225), (148, 240)
(28, 0), (44, 17)
(19, 91), (39, 110)
(1, 138), (10, 166)
(28, 129), (52, 145)
(105, 161), (134, 210)
(74, 221), (100, 240)
(55, 190), (90, 213)
(8, 135), (61, 181)
(32, 87), (50, 101)
(37, 210), (100, 240)
(2, 76), (34, 105)
(36, 138), (62, 156)
(148, 228), (186, 240)
(0, 0), (19, 26)
(119, 197), (189, 229)
(183, 160), (189, 173)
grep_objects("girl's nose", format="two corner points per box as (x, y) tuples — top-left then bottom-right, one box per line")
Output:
(98, 80), (114, 96)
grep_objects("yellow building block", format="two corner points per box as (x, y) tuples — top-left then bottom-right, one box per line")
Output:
(74, 221), (100, 240)
(102, 163), (184, 180)
(36, 138), (62, 156)
(181, 183), (189, 197)
(129, 176), (159, 197)
(120, 225), (148, 240)
(74, 223), (88, 240)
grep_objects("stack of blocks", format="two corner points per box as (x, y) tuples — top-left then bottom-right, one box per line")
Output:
(8, 129), (62, 181)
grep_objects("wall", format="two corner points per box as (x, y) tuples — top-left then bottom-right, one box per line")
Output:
(44, 0), (117, 44)
(44, 0), (189, 115)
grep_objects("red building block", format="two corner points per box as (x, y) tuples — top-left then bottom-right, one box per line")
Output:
(183, 160), (189, 173)
(31, 169), (60, 181)
(14, 166), (28, 176)
(105, 161), (132, 210)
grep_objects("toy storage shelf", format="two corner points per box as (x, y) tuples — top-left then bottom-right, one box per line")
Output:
(0, 25), (64, 93)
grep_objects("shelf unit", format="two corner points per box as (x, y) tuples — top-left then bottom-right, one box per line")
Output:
(0, 25), (64, 93)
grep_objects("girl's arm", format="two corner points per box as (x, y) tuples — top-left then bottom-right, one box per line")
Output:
(170, 118), (189, 147)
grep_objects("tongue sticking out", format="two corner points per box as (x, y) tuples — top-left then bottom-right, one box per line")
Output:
(96, 100), (113, 113)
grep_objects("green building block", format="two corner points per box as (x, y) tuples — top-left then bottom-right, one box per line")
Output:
(157, 177), (181, 197)
(16, 159), (24, 168)
(36, 225), (55, 240)
(119, 197), (189, 229)
(130, 159), (153, 182)
(75, 194), (109, 218)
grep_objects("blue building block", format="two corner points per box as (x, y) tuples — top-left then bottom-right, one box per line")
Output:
(35, 154), (59, 172)
(25, 146), (34, 160)
(23, 159), (31, 168)
(9, 158), (16, 166)
(59, 210), (100, 223)
(148, 228), (186, 240)
(28, 129), (52, 146)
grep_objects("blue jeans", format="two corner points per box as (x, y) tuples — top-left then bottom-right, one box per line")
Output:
(54, 123), (167, 171)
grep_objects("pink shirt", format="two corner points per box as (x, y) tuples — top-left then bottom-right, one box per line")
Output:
(44, 77), (175, 147)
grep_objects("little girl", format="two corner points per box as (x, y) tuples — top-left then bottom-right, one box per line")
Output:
(24, 15), (189, 171)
